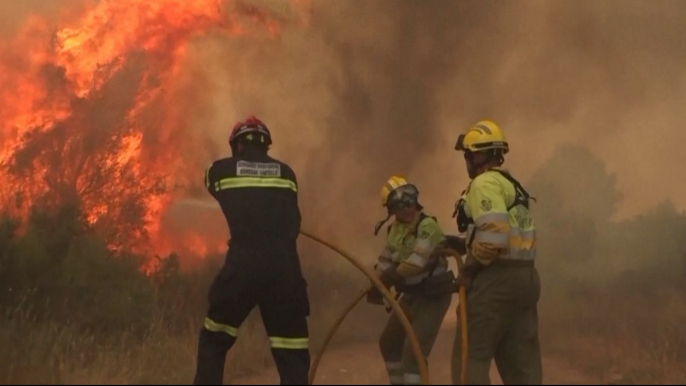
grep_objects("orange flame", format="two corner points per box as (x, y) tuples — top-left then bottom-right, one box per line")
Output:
(0, 0), (308, 267)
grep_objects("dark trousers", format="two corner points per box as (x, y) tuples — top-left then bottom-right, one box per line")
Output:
(193, 263), (310, 385)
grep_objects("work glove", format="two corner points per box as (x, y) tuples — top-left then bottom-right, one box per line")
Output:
(366, 287), (385, 306)
(442, 235), (467, 255)
(379, 267), (404, 289)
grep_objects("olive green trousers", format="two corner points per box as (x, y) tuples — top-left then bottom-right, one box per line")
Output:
(379, 292), (452, 385)
(452, 263), (542, 385)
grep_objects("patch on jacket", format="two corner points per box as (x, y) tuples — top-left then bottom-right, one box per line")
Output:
(480, 199), (492, 212)
(237, 161), (281, 177)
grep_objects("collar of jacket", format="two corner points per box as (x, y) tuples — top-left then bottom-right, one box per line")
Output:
(486, 166), (511, 175)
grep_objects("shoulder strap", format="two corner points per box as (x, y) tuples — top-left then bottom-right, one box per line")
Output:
(488, 168), (537, 210)
(413, 213), (437, 238)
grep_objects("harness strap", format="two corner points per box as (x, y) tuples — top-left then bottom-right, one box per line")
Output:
(487, 168), (536, 210)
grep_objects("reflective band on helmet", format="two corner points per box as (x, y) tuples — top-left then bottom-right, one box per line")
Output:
(269, 337), (309, 350)
(203, 318), (237, 337)
(216, 177), (297, 192)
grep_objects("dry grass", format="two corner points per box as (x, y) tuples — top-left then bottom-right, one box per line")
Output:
(0, 295), (383, 385)
(541, 282), (686, 385)
(0, 254), (384, 384)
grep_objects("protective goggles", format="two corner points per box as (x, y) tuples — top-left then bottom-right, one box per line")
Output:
(386, 184), (419, 210)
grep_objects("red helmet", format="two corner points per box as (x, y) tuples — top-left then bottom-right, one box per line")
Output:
(229, 115), (272, 147)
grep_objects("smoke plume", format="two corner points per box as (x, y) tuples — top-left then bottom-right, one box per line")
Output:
(187, 0), (686, 263)
(3, 0), (686, 267)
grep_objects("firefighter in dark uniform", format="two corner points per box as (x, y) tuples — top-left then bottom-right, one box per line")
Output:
(193, 116), (310, 385)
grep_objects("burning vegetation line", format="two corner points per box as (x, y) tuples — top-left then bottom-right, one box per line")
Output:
(0, 0), (303, 264)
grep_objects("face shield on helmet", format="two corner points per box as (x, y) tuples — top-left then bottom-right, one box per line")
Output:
(385, 184), (420, 212)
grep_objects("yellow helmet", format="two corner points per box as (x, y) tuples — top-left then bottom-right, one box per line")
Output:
(380, 175), (418, 207)
(455, 119), (509, 154)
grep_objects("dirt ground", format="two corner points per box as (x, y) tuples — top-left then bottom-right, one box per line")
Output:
(232, 307), (599, 385)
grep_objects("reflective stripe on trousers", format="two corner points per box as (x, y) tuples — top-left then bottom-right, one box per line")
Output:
(269, 337), (309, 350)
(385, 361), (403, 385)
(203, 317), (238, 337)
(404, 373), (422, 385)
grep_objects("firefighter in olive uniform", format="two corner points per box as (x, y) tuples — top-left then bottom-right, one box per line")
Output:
(449, 120), (542, 385)
(193, 116), (310, 385)
(368, 176), (455, 385)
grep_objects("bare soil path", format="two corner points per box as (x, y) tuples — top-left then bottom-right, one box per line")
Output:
(232, 312), (599, 385)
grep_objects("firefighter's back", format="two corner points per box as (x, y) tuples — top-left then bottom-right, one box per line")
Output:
(206, 150), (302, 276)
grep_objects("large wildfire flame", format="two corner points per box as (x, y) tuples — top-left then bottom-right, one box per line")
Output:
(0, 0), (303, 267)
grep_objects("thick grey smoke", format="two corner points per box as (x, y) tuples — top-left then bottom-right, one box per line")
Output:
(191, 0), (686, 263)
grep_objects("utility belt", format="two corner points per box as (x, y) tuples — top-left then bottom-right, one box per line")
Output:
(396, 269), (456, 299)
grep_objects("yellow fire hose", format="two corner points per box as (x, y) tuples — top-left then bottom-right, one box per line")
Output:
(308, 285), (371, 385)
(301, 231), (471, 386)
(177, 199), (464, 383)
(299, 230), (430, 385)
(439, 248), (469, 386)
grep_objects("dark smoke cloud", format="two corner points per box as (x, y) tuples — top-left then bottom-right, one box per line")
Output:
(188, 0), (686, 260)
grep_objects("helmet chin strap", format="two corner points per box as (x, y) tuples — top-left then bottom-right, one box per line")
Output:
(374, 212), (392, 236)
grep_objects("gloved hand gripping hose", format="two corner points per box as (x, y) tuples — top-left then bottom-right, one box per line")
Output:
(303, 244), (471, 385)
(299, 230), (430, 386)
(172, 200), (429, 385)
(174, 200), (430, 384)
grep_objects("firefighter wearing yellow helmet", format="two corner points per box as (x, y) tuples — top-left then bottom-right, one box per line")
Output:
(368, 175), (454, 385)
(450, 120), (542, 385)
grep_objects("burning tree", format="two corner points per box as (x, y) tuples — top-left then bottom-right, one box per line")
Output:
(0, 0), (302, 257)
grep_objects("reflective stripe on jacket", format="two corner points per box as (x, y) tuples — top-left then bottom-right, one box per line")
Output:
(376, 212), (447, 285)
(464, 168), (536, 266)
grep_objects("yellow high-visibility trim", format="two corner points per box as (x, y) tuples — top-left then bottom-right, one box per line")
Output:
(269, 337), (309, 350)
(216, 177), (297, 192)
(203, 318), (238, 337)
